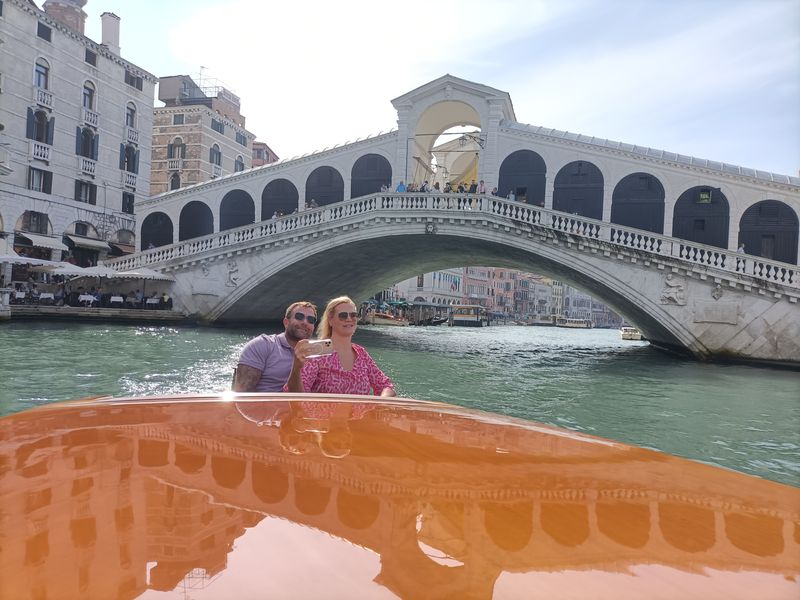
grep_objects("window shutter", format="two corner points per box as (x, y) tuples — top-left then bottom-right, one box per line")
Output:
(167, 143), (174, 159)
(43, 171), (52, 194)
(26, 108), (35, 140)
(181, 144), (186, 159)
(74, 179), (81, 202)
(46, 117), (55, 146)
(133, 149), (140, 174)
(92, 134), (99, 160)
(119, 144), (126, 169)
(89, 184), (97, 205)
(75, 127), (82, 155)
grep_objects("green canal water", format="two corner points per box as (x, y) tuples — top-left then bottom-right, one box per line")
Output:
(1, 321), (798, 486)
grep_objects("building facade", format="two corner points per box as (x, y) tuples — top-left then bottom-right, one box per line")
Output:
(252, 140), (278, 167)
(0, 0), (155, 265)
(150, 75), (256, 198)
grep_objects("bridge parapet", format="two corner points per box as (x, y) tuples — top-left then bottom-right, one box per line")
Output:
(107, 193), (797, 291)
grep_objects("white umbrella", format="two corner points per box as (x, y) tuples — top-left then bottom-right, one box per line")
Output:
(0, 253), (53, 267)
(115, 267), (175, 282)
(29, 262), (90, 276)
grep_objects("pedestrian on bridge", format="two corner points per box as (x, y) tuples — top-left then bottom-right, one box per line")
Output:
(234, 300), (318, 392)
(286, 296), (396, 397)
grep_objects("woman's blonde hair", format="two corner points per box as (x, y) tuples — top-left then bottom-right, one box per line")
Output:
(317, 295), (356, 339)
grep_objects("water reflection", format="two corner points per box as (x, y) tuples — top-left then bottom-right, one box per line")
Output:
(1, 397), (797, 599)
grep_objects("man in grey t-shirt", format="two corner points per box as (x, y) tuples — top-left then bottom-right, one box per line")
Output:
(233, 301), (317, 392)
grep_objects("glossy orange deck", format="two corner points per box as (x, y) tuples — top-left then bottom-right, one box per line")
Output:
(0, 394), (798, 599)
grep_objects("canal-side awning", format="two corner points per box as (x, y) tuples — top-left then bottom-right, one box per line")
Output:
(65, 235), (112, 252)
(15, 232), (68, 252)
(109, 242), (135, 255)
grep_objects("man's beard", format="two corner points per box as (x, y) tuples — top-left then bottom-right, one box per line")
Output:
(286, 325), (312, 343)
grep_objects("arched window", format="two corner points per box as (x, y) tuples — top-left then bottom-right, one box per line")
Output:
(125, 103), (136, 128)
(738, 200), (798, 264)
(553, 161), (604, 219)
(82, 81), (95, 110)
(672, 186), (729, 249)
(167, 137), (185, 159)
(119, 143), (138, 173)
(31, 109), (49, 143)
(78, 127), (95, 158)
(170, 173), (181, 190)
(34, 58), (50, 89)
(209, 144), (222, 166)
(234, 155), (245, 172)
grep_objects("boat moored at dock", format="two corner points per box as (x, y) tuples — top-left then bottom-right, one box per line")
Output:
(555, 316), (594, 329)
(450, 304), (489, 327)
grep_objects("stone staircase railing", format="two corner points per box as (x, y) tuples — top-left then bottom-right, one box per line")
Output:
(106, 193), (797, 290)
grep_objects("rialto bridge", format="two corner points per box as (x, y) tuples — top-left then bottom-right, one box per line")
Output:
(107, 75), (800, 366)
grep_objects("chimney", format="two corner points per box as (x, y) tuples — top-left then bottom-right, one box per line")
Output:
(100, 12), (121, 55)
(42, 0), (88, 34)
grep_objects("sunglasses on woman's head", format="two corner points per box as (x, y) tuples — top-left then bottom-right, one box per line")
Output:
(337, 312), (359, 321)
(292, 312), (317, 325)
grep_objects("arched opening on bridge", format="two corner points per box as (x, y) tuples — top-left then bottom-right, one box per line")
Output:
(336, 489), (380, 529)
(306, 166), (344, 206)
(261, 178), (299, 219)
(140, 212), (173, 249)
(497, 149), (546, 206)
(541, 503), (589, 547)
(220, 189), (255, 231)
(481, 501), (532, 552)
(179, 201), (214, 241)
(738, 200), (798, 264)
(416, 101), (482, 189)
(596, 501), (650, 548)
(658, 503), (714, 553)
(351, 153), (392, 199)
(724, 512), (783, 557)
(211, 455), (245, 489)
(610, 172), (665, 234)
(174, 443), (206, 474)
(553, 161), (604, 219)
(252, 462), (289, 504)
(294, 476), (331, 515)
(672, 186), (729, 249)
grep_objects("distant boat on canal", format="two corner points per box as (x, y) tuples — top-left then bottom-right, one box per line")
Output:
(555, 316), (594, 329)
(361, 311), (409, 326)
(450, 305), (489, 327)
(621, 326), (644, 341)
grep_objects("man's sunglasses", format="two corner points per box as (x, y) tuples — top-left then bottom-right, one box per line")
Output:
(292, 312), (317, 325)
(337, 312), (359, 321)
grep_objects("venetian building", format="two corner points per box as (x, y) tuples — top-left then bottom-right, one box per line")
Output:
(149, 75), (257, 198)
(0, 0), (155, 264)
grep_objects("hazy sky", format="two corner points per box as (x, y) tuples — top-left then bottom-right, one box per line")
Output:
(82, 0), (800, 176)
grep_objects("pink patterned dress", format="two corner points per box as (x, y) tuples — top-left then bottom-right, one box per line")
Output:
(290, 343), (394, 396)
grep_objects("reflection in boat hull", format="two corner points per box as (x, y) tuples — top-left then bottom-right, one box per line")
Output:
(0, 395), (797, 599)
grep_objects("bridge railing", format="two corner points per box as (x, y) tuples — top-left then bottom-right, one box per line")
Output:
(106, 193), (797, 289)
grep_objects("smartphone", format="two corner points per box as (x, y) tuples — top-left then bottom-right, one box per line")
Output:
(306, 339), (334, 359)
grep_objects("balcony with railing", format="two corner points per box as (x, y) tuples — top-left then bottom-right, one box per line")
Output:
(29, 140), (52, 162)
(34, 86), (53, 109)
(212, 164), (222, 178)
(83, 107), (99, 128)
(79, 156), (97, 176)
(167, 158), (184, 170)
(126, 127), (139, 145)
(122, 171), (137, 188)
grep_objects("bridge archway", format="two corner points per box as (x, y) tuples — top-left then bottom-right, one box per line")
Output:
(306, 166), (344, 206)
(220, 189), (255, 231)
(261, 178), (299, 219)
(179, 201), (214, 241)
(672, 186), (729, 249)
(351, 154), (392, 199)
(497, 149), (546, 206)
(553, 161), (604, 219)
(738, 200), (798, 264)
(140, 212), (173, 249)
(611, 172), (665, 234)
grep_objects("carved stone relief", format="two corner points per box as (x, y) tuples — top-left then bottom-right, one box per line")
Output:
(659, 273), (687, 306)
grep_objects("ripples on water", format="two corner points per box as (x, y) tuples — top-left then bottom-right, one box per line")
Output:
(1, 321), (798, 486)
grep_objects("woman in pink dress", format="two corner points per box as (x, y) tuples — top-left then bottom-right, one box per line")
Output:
(286, 296), (396, 397)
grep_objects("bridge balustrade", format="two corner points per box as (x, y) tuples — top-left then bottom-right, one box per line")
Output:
(108, 193), (797, 289)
